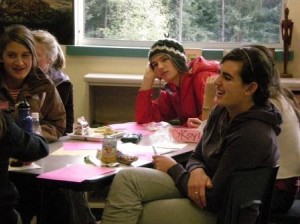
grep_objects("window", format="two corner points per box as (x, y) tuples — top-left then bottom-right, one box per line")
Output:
(76, 0), (283, 49)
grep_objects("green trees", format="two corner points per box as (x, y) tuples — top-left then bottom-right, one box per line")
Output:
(84, 0), (282, 43)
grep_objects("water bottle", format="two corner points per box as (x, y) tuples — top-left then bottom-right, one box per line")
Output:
(31, 112), (41, 134)
(17, 98), (33, 133)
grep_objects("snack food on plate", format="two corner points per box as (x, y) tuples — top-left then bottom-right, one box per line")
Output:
(116, 150), (139, 165)
(93, 126), (116, 135)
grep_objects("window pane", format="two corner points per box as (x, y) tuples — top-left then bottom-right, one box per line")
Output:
(82, 0), (282, 46)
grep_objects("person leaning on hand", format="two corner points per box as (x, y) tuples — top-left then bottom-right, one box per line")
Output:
(0, 111), (48, 224)
(135, 38), (219, 127)
(101, 46), (281, 224)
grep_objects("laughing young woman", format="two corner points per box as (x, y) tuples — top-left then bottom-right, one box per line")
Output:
(101, 46), (282, 224)
(0, 24), (66, 142)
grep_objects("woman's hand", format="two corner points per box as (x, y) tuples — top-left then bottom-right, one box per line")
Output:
(145, 63), (160, 79)
(140, 63), (161, 90)
(152, 155), (177, 173)
(202, 75), (218, 120)
(188, 168), (213, 208)
(187, 117), (202, 128)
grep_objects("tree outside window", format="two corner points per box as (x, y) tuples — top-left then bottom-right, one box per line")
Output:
(81, 0), (282, 47)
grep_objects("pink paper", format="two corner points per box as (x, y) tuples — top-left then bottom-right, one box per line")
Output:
(37, 164), (114, 182)
(109, 122), (153, 135)
(63, 141), (102, 150)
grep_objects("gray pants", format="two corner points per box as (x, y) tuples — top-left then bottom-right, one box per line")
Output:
(102, 167), (216, 224)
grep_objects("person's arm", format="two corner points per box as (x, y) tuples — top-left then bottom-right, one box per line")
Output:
(139, 64), (158, 91)
(187, 75), (217, 127)
(204, 121), (278, 212)
(0, 112), (49, 161)
(201, 76), (217, 120)
(40, 85), (66, 142)
(185, 73), (218, 128)
(135, 64), (176, 123)
(167, 140), (207, 195)
(56, 82), (74, 134)
(166, 141), (212, 209)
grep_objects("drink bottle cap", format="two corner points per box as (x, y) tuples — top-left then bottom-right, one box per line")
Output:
(18, 99), (30, 109)
(31, 112), (39, 119)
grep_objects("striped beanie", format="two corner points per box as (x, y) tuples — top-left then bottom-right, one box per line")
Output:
(148, 39), (188, 72)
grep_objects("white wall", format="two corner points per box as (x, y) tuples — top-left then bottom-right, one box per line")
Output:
(63, 0), (300, 121)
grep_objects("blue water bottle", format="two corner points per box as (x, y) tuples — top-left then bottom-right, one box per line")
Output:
(17, 98), (33, 133)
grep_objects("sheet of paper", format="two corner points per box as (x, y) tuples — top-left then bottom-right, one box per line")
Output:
(63, 141), (102, 150)
(37, 164), (114, 182)
(118, 141), (187, 157)
(51, 147), (96, 156)
(50, 141), (100, 156)
(9, 162), (41, 171)
(153, 142), (187, 150)
(109, 122), (154, 135)
(117, 143), (154, 161)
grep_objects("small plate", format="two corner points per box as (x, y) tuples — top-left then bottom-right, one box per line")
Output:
(68, 131), (125, 142)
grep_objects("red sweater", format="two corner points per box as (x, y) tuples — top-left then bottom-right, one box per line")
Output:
(135, 56), (220, 125)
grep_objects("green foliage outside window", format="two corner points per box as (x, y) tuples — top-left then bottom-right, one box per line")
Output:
(84, 0), (282, 45)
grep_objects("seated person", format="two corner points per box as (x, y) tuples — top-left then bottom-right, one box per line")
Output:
(0, 24), (66, 143)
(101, 46), (281, 223)
(0, 24), (97, 224)
(135, 38), (219, 127)
(33, 29), (74, 135)
(251, 45), (300, 214)
(0, 111), (48, 224)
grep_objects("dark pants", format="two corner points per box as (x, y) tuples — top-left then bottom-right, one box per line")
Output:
(43, 189), (96, 224)
(1, 209), (22, 224)
(13, 177), (96, 224)
(271, 187), (296, 213)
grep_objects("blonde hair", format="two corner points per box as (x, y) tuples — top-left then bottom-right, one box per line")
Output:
(32, 30), (65, 70)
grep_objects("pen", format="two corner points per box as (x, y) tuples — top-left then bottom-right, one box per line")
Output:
(152, 146), (158, 155)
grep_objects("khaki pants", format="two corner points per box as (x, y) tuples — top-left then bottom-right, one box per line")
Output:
(102, 168), (217, 224)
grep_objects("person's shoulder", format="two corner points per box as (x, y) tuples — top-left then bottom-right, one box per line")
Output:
(57, 81), (73, 90)
(49, 69), (71, 82)
(26, 70), (53, 86)
(189, 56), (220, 75)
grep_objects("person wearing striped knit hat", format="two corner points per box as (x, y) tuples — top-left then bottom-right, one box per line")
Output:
(135, 38), (219, 127)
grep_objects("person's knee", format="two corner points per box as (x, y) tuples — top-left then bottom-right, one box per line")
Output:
(116, 168), (144, 182)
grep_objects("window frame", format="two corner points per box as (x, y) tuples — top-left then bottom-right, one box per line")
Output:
(73, 0), (286, 56)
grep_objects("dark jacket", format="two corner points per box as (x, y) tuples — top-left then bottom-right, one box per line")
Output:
(0, 112), (48, 220)
(168, 104), (282, 212)
(48, 68), (74, 135)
